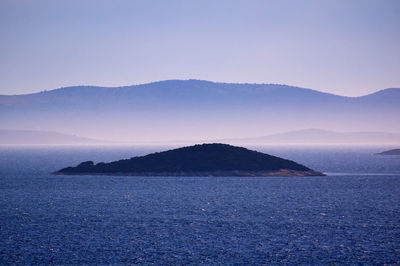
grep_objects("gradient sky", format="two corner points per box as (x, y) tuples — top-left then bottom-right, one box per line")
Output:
(0, 0), (399, 96)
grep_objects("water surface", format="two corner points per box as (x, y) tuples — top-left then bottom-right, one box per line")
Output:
(1, 145), (399, 264)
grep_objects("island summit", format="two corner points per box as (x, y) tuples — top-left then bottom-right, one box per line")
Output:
(53, 143), (325, 176)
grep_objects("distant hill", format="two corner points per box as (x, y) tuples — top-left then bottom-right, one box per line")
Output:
(220, 129), (400, 145)
(376, 149), (400, 155)
(54, 143), (324, 176)
(1, 80), (399, 142)
(0, 129), (102, 144)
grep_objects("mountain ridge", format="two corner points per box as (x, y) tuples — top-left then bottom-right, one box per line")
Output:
(1, 80), (399, 141)
(1, 79), (398, 98)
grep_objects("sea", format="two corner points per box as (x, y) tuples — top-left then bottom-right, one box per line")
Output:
(1, 145), (399, 265)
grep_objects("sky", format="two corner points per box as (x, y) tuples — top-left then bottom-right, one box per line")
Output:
(0, 0), (399, 96)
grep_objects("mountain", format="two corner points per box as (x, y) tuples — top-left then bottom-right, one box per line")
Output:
(220, 129), (400, 145)
(1, 80), (399, 142)
(54, 143), (324, 176)
(0, 129), (102, 144)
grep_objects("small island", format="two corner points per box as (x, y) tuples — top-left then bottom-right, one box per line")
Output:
(53, 143), (325, 176)
(376, 149), (400, 155)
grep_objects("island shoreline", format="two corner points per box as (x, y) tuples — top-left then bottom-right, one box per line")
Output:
(53, 169), (325, 177)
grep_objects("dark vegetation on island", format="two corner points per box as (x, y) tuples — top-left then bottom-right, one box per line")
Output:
(376, 149), (400, 155)
(54, 143), (324, 176)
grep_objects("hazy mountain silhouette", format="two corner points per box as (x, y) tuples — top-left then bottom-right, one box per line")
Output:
(219, 129), (400, 145)
(1, 80), (399, 142)
(0, 129), (102, 144)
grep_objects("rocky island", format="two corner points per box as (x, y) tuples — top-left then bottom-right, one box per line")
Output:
(376, 149), (400, 155)
(53, 143), (325, 176)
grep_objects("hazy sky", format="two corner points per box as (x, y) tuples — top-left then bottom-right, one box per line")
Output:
(1, 0), (399, 96)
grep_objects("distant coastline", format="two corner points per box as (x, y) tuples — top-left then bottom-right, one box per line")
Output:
(1, 128), (399, 146)
(0, 129), (106, 145)
(376, 149), (400, 155)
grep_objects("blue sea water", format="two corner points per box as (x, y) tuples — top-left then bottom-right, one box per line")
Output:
(1, 145), (399, 265)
